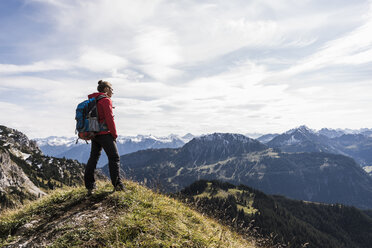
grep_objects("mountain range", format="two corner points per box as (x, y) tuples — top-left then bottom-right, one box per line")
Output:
(2, 124), (372, 247)
(101, 132), (372, 209)
(34, 134), (194, 167)
(258, 126), (372, 140)
(35, 126), (372, 172)
(265, 125), (372, 168)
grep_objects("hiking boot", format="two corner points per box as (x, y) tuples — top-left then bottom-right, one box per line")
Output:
(87, 183), (97, 196)
(114, 183), (125, 192)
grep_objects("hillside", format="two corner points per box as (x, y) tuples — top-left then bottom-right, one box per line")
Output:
(0, 180), (256, 248)
(0, 125), (103, 209)
(177, 180), (372, 248)
(102, 133), (372, 209)
(331, 134), (372, 166)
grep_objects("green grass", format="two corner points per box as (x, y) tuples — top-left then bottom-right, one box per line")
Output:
(0, 180), (255, 248)
(194, 183), (258, 215)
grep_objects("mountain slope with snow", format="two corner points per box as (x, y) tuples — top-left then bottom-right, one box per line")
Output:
(267, 126), (372, 167)
(267, 125), (340, 153)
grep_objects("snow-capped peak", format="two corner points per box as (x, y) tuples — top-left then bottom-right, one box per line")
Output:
(116, 134), (194, 144)
(195, 133), (255, 144)
(35, 134), (191, 147)
(34, 136), (76, 147)
(285, 125), (315, 135)
(182, 133), (194, 140)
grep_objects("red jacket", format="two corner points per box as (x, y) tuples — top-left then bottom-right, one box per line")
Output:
(88, 92), (118, 139)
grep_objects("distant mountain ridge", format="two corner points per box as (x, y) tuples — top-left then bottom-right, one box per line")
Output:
(256, 133), (279, 143)
(102, 132), (372, 209)
(258, 126), (372, 143)
(265, 125), (372, 168)
(35, 126), (372, 168)
(34, 134), (194, 167)
(176, 133), (266, 165)
(267, 125), (340, 153)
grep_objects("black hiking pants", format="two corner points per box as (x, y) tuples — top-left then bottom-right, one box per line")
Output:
(84, 134), (122, 189)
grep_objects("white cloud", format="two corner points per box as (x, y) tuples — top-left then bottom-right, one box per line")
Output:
(105, 61), (291, 136)
(0, 76), (64, 91)
(132, 26), (183, 80)
(78, 47), (128, 73)
(0, 60), (73, 74)
(283, 4), (372, 76)
(134, 27), (181, 66)
(0, 49), (128, 76)
(21, 0), (353, 69)
(1, 0), (372, 137)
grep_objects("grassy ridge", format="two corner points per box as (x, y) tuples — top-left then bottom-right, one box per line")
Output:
(178, 180), (372, 248)
(0, 180), (255, 247)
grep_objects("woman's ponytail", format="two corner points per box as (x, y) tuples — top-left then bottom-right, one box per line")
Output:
(97, 80), (112, 92)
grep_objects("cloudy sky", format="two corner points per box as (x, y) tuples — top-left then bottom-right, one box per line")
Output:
(1, 0), (372, 138)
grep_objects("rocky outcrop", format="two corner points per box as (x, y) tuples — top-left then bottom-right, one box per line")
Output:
(0, 150), (45, 208)
(0, 125), (95, 209)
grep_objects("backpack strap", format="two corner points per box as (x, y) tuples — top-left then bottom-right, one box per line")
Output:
(96, 95), (107, 102)
(87, 94), (107, 118)
(94, 94), (109, 131)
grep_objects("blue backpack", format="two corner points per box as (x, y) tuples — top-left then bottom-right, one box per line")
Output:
(75, 95), (108, 142)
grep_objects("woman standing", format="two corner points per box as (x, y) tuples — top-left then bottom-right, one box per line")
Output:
(84, 80), (125, 194)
